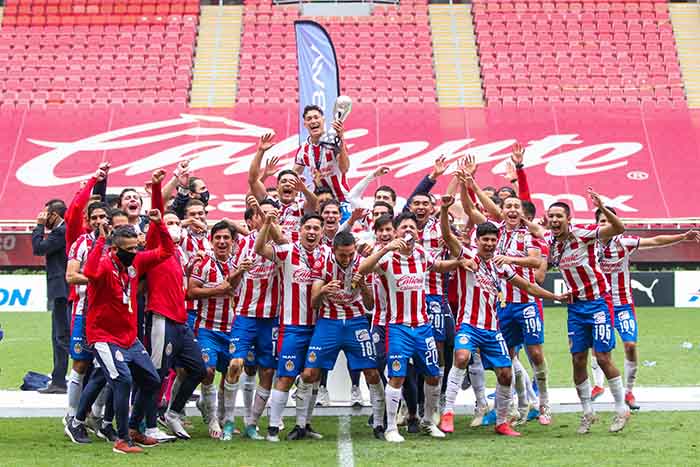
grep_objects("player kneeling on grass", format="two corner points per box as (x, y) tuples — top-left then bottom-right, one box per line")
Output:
(437, 197), (568, 437)
(303, 231), (387, 439)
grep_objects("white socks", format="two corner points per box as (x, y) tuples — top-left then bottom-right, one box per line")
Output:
(67, 370), (84, 417)
(624, 359), (638, 393)
(295, 380), (312, 428)
(591, 357), (605, 388)
(269, 389), (289, 428)
(223, 381), (239, 424)
(495, 383), (512, 425)
(251, 385), (271, 427)
(305, 382), (320, 426)
(92, 386), (108, 418)
(240, 372), (256, 426)
(217, 385), (225, 423)
(608, 376), (628, 415)
(423, 382), (441, 425)
(512, 360), (528, 410)
(443, 366), (467, 414)
(469, 355), (487, 409)
(385, 385), (402, 432)
(368, 383), (385, 429)
(575, 379), (593, 415)
(200, 383), (217, 421)
(533, 361), (549, 406)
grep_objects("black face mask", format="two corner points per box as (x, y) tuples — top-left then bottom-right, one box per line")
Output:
(198, 191), (210, 205)
(116, 248), (137, 268)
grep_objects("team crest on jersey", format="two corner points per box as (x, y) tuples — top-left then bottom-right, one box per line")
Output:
(458, 335), (469, 345)
(285, 360), (295, 372)
(165, 343), (173, 356)
(202, 353), (210, 363)
(355, 329), (370, 342)
(127, 266), (137, 278)
(392, 360), (401, 372)
(229, 343), (236, 354)
(308, 351), (317, 363)
(115, 350), (124, 362)
(593, 312), (606, 324)
(73, 343), (82, 354)
(523, 306), (536, 319)
(246, 351), (255, 362)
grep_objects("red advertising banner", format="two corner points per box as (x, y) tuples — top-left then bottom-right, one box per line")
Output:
(0, 234), (45, 267)
(1, 104), (700, 222)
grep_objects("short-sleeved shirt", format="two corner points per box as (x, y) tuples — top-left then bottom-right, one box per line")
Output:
(68, 232), (95, 316)
(418, 216), (447, 296)
(494, 223), (540, 303)
(311, 251), (367, 320)
(191, 255), (236, 333)
(294, 140), (349, 202)
(233, 232), (281, 319)
(598, 234), (641, 306)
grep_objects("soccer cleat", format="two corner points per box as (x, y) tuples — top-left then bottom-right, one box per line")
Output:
(470, 406), (488, 427)
(439, 412), (455, 433)
(609, 412), (630, 433)
(243, 425), (265, 440)
(316, 386), (330, 407)
(305, 424), (324, 440)
(495, 422), (521, 437)
(286, 425), (307, 441)
(208, 419), (222, 440)
(97, 423), (118, 442)
(527, 407), (540, 422)
(266, 426), (280, 443)
(591, 385), (605, 401)
(538, 404), (552, 426)
(85, 414), (101, 434)
(112, 438), (143, 454)
(145, 427), (177, 443)
(64, 419), (92, 444)
(577, 413), (598, 434)
(222, 421), (235, 441)
(420, 421), (446, 438)
(384, 429), (405, 443)
(128, 429), (158, 448)
(351, 385), (363, 408)
(406, 417), (420, 434)
(163, 410), (191, 440)
(625, 392), (640, 411)
(372, 426), (386, 440)
(480, 409), (497, 427)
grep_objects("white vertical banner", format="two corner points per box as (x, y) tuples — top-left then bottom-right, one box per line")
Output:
(674, 271), (700, 308)
(0, 275), (48, 312)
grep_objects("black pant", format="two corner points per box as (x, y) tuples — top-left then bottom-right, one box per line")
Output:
(51, 298), (70, 387)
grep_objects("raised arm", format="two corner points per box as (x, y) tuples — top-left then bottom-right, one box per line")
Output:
(135, 210), (174, 274)
(249, 133), (275, 202)
(639, 230), (699, 249)
(333, 120), (350, 174)
(469, 175), (503, 221)
(346, 166), (389, 208)
(459, 175), (487, 225)
(403, 156), (447, 212)
(254, 212), (277, 261)
(588, 188), (624, 242)
(440, 195), (463, 258)
(83, 230), (107, 281)
(297, 176), (319, 213)
(510, 143), (532, 202)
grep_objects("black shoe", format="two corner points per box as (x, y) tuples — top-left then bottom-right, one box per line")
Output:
(407, 417), (420, 434)
(286, 425), (307, 441)
(418, 404), (425, 419)
(266, 426), (281, 442)
(373, 425), (386, 440)
(97, 423), (118, 443)
(305, 424), (323, 440)
(39, 384), (67, 395)
(64, 419), (92, 444)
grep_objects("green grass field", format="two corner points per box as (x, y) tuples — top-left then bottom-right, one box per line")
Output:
(1, 307), (700, 390)
(0, 413), (698, 467)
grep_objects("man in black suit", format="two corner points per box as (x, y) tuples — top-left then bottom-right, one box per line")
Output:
(32, 199), (70, 394)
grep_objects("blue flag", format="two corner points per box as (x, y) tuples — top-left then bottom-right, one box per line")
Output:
(295, 20), (340, 145)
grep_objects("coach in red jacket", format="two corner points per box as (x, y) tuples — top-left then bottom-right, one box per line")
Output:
(83, 209), (174, 454)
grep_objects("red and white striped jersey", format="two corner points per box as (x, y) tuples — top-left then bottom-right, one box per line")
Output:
(278, 199), (306, 243)
(418, 216), (446, 296)
(454, 247), (516, 331)
(294, 140), (349, 202)
(598, 235), (640, 306)
(68, 232), (96, 316)
(232, 232), (281, 319)
(546, 225), (610, 301)
(311, 250), (367, 320)
(191, 255), (235, 333)
(273, 242), (327, 326)
(179, 227), (212, 311)
(495, 225), (540, 304)
(375, 245), (435, 327)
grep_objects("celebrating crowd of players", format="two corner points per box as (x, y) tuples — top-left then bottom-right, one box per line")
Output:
(48, 105), (699, 453)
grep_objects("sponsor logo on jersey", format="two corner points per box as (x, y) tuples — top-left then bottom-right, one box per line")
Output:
(425, 336), (436, 351)
(127, 266), (137, 278)
(396, 274), (424, 291)
(355, 329), (370, 342)
(594, 311), (606, 324)
(523, 306), (536, 319)
(308, 351), (317, 363)
(391, 360), (401, 372)
(293, 268), (313, 284)
(428, 300), (442, 314)
(285, 360), (295, 372)
(617, 310), (630, 321)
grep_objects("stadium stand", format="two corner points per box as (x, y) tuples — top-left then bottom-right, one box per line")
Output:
(236, 0), (437, 105)
(669, 2), (700, 107)
(473, 0), (686, 107)
(0, 0), (199, 108)
(429, 3), (484, 107)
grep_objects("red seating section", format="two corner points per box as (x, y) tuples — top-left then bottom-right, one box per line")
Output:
(0, 0), (199, 109)
(237, 0), (436, 105)
(473, 0), (685, 107)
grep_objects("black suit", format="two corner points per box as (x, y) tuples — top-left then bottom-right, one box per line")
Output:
(32, 221), (70, 388)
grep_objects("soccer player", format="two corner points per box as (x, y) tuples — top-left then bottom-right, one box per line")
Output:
(255, 212), (327, 442)
(591, 208), (700, 409)
(358, 212), (467, 443)
(179, 199), (213, 329)
(78, 210), (173, 454)
(546, 188), (630, 433)
(188, 221), (246, 440)
(304, 231), (386, 438)
(438, 196), (567, 437)
(228, 199), (283, 441)
(293, 105), (350, 202)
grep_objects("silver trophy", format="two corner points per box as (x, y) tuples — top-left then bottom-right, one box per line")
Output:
(319, 95), (352, 151)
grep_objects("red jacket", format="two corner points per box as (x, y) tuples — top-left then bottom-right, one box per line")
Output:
(84, 221), (174, 348)
(142, 181), (187, 324)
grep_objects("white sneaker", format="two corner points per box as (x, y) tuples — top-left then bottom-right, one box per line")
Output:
(420, 421), (446, 438)
(317, 386), (330, 407)
(350, 385), (363, 407)
(164, 410), (191, 440)
(609, 412), (630, 433)
(384, 429), (405, 443)
(145, 427), (177, 443)
(470, 406), (488, 427)
(577, 412), (598, 435)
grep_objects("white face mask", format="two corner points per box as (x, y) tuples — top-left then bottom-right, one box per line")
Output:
(168, 225), (182, 243)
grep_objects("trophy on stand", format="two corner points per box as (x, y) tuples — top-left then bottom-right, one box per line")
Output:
(319, 95), (352, 151)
